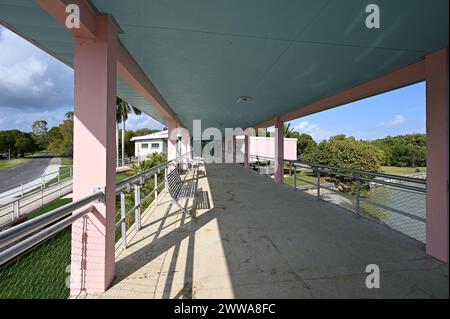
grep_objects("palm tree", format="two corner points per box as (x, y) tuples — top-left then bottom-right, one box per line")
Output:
(116, 97), (142, 166)
(65, 111), (74, 121)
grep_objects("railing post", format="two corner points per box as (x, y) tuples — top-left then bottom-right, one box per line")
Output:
(317, 168), (321, 198)
(354, 172), (361, 216)
(154, 173), (158, 201)
(294, 165), (297, 190)
(134, 184), (141, 230)
(41, 176), (44, 205)
(21, 184), (24, 198)
(120, 191), (127, 248)
(11, 201), (17, 221)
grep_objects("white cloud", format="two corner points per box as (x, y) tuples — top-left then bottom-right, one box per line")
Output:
(377, 114), (406, 127)
(0, 27), (73, 113)
(293, 121), (329, 141)
(0, 57), (51, 95)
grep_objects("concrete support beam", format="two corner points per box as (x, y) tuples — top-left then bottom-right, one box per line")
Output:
(254, 60), (426, 129)
(274, 117), (284, 184)
(70, 16), (118, 295)
(425, 48), (449, 263)
(117, 45), (176, 121)
(36, 0), (97, 39)
(37, 0), (178, 125)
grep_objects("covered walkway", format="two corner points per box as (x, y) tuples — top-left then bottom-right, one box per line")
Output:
(0, 1), (447, 297)
(97, 163), (448, 299)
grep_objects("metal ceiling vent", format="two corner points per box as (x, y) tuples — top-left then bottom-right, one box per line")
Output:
(237, 96), (252, 104)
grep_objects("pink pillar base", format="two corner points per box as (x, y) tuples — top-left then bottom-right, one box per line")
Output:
(70, 16), (118, 296)
(425, 48), (449, 263)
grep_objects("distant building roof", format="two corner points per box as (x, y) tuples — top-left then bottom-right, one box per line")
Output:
(131, 130), (181, 141)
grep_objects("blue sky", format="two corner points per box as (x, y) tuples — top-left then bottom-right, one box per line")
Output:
(286, 82), (426, 141)
(0, 26), (425, 140)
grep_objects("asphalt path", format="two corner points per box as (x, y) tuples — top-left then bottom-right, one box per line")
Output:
(0, 154), (59, 193)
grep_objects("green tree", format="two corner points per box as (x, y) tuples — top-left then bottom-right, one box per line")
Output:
(0, 130), (36, 158)
(297, 133), (317, 158)
(116, 96), (142, 164)
(372, 134), (426, 167)
(304, 135), (385, 173)
(32, 120), (49, 150)
(304, 135), (385, 193)
(47, 114), (73, 156)
(14, 133), (36, 157)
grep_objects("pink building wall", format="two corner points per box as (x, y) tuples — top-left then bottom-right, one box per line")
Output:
(237, 136), (297, 161)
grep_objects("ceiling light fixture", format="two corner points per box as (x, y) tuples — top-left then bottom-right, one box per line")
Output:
(237, 96), (252, 104)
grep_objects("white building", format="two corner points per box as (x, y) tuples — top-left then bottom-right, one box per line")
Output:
(131, 131), (168, 157)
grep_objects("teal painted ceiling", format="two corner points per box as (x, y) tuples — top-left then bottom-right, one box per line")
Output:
(0, 0), (448, 132)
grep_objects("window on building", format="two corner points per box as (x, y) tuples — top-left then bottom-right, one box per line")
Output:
(141, 143), (149, 149)
(151, 143), (160, 149)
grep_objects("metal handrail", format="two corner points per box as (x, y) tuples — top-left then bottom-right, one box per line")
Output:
(0, 192), (103, 249)
(0, 153), (192, 266)
(116, 153), (190, 191)
(249, 154), (427, 242)
(249, 154), (426, 188)
(0, 206), (93, 266)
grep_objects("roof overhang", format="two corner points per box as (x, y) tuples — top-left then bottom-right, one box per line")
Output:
(0, 0), (448, 132)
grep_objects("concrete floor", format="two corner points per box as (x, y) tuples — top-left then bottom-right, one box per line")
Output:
(98, 163), (448, 299)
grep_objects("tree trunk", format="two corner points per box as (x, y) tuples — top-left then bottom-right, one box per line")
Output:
(121, 114), (125, 166)
(116, 123), (119, 167)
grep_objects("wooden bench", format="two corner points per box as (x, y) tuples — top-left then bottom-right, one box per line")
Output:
(165, 165), (198, 216)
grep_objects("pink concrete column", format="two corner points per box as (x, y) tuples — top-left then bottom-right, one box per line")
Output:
(274, 117), (284, 184)
(244, 135), (250, 168)
(167, 118), (178, 161)
(425, 48), (449, 262)
(232, 135), (237, 164)
(70, 16), (118, 295)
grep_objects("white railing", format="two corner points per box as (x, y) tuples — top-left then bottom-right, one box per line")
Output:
(0, 167), (74, 229)
(116, 156), (146, 168)
(0, 166), (72, 203)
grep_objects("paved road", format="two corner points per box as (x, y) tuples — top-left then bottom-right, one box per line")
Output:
(0, 154), (60, 193)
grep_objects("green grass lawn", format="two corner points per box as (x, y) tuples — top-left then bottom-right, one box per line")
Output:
(0, 158), (30, 171)
(60, 157), (73, 166)
(380, 166), (426, 176)
(116, 171), (134, 182)
(27, 198), (72, 220)
(0, 198), (73, 299)
(283, 169), (327, 188)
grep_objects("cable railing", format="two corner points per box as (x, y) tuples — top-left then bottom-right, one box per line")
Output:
(0, 153), (191, 298)
(249, 154), (427, 243)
